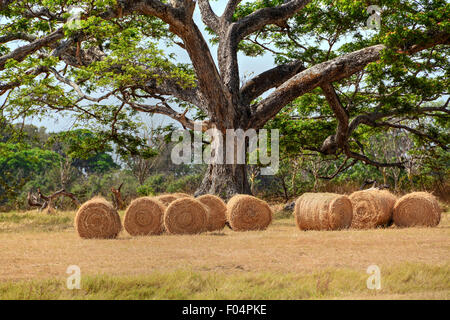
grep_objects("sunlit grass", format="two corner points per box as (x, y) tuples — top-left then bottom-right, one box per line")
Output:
(0, 210), (129, 233)
(0, 263), (448, 300)
(0, 207), (448, 300)
(0, 211), (75, 232)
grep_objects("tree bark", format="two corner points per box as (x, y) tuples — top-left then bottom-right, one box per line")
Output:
(2, 1), (448, 200)
(111, 183), (126, 210)
(195, 163), (251, 199)
(194, 128), (251, 199)
(27, 188), (80, 212)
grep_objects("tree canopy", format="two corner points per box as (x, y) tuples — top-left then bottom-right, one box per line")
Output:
(0, 0), (448, 196)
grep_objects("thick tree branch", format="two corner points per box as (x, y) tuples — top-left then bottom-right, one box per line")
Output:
(134, 0), (231, 127)
(348, 110), (394, 135)
(0, 41), (106, 95)
(222, 0), (241, 22)
(0, 1), (188, 70)
(240, 60), (305, 106)
(181, 23), (233, 129)
(23, 7), (64, 21)
(0, 33), (37, 44)
(251, 44), (386, 128)
(198, 0), (220, 32)
(319, 83), (349, 154)
(401, 30), (450, 55)
(345, 148), (404, 169)
(0, 1), (229, 128)
(251, 29), (449, 129)
(99, 0), (187, 31)
(0, 29), (64, 70)
(235, 0), (310, 41)
(218, 0), (310, 103)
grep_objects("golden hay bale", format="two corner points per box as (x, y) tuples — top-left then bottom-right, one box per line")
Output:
(227, 195), (272, 231)
(197, 194), (227, 232)
(294, 193), (353, 231)
(123, 197), (166, 236)
(75, 197), (122, 239)
(349, 189), (397, 229)
(173, 192), (192, 199)
(164, 198), (207, 234)
(393, 192), (441, 227)
(153, 194), (178, 207)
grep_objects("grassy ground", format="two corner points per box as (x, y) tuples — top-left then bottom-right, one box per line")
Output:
(1, 263), (448, 300)
(0, 206), (449, 300)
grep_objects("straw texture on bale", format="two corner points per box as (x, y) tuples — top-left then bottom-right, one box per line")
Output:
(153, 194), (178, 207)
(123, 197), (166, 236)
(197, 194), (227, 231)
(294, 193), (353, 231)
(227, 195), (272, 231)
(75, 197), (122, 239)
(349, 189), (397, 229)
(164, 198), (207, 234)
(393, 192), (441, 227)
(173, 192), (192, 199)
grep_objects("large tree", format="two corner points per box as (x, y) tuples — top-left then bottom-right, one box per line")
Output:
(0, 0), (448, 197)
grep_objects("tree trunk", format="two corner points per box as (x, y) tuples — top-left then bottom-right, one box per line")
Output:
(195, 163), (251, 199)
(279, 175), (289, 202)
(194, 127), (251, 199)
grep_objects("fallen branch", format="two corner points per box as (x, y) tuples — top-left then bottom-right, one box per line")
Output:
(27, 188), (81, 213)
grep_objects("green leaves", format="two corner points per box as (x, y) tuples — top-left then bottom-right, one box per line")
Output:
(0, 141), (61, 202)
(0, 0), (448, 193)
(258, 0), (449, 171)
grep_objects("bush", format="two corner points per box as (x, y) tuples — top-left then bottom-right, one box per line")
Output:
(166, 174), (203, 193)
(137, 173), (203, 196)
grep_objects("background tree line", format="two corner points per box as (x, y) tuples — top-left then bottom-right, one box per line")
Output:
(0, 113), (447, 212)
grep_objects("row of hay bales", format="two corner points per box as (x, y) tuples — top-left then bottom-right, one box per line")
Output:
(75, 193), (273, 239)
(294, 190), (442, 231)
(74, 190), (441, 238)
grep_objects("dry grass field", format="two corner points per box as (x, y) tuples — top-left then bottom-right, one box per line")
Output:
(0, 205), (449, 299)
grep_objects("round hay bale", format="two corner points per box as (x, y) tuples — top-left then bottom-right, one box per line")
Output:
(164, 198), (207, 234)
(197, 194), (227, 232)
(75, 197), (122, 239)
(173, 192), (192, 199)
(349, 189), (397, 229)
(227, 195), (272, 231)
(153, 194), (178, 207)
(393, 192), (441, 227)
(294, 193), (353, 231)
(123, 197), (166, 236)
